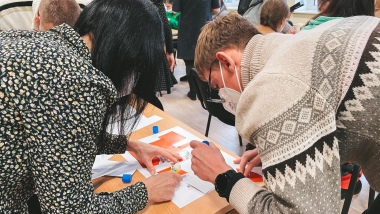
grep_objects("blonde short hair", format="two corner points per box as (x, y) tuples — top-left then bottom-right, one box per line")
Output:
(194, 13), (261, 81)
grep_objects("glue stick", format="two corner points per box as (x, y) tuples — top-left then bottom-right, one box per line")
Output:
(171, 163), (181, 173)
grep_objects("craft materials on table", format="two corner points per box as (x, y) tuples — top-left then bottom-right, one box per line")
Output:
(93, 126), (263, 208)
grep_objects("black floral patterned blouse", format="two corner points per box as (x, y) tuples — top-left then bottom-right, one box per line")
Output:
(0, 24), (148, 213)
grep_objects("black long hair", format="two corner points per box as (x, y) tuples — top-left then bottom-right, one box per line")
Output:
(74, 0), (164, 147)
(313, 0), (374, 19)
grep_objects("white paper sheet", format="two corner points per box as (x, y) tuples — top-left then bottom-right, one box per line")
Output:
(107, 112), (163, 135)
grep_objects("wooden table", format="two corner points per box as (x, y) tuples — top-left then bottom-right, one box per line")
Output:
(93, 104), (264, 214)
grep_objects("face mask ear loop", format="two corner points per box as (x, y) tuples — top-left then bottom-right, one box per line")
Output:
(227, 56), (243, 93)
(219, 61), (227, 88)
(234, 65), (243, 93)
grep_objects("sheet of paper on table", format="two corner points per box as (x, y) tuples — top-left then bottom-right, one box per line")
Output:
(106, 106), (163, 135)
(120, 126), (254, 208)
(92, 153), (143, 180)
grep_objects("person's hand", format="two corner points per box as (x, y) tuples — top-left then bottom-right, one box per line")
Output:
(190, 140), (233, 184)
(166, 53), (175, 71)
(286, 26), (297, 34)
(233, 148), (261, 177)
(142, 171), (183, 202)
(128, 139), (182, 175)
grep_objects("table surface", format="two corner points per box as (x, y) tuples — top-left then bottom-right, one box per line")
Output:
(92, 104), (264, 214)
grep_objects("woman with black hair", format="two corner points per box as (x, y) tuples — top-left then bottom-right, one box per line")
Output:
(0, 0), (183, 212)
(303, 0), (375, 30)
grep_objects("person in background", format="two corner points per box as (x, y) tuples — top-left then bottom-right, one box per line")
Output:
(212, 0), (228, 20)
(172, 0), (220, 100)
(32, 0), (90, 31)
(0, 0), (183, 212)
(318, 0), (330, 13)
(165, 0), (181, 29)
(192, 13), (380, 214)
(242, 0), (296, 34)
(303, 0), (374, 30)
(33, 0), (81, 31)
(256, 0), (290, 35)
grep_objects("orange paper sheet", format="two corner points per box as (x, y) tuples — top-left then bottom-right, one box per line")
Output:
(158, 167), (187, 175)
(131, 132), (187, 168)
(236, 169), (263, 182)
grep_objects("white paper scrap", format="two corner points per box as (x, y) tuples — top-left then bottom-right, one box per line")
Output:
(171, 180), (205, 208)
(183, 173), (214, 194)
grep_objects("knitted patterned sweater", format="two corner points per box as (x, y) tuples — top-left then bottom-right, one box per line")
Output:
(231, 16), (380, 214)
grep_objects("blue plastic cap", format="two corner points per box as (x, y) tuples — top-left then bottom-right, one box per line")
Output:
(122, 174), (132, 183)
(202, 141), (209, 146)
(153, 126), (159, 134)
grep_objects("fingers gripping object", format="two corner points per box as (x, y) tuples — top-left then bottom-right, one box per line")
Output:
(171, 163), (181, 173)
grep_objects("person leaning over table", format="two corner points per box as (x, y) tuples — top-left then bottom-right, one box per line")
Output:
(190, 13), (380, 214)
(0, 0), (183, 212)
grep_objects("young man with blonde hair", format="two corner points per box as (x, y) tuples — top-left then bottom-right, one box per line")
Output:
(190, 13), (380, 213)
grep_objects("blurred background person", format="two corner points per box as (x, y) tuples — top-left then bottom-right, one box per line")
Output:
(33, 0), (81, 31)
(172, 0), (220, 100)
(212, 0), (228, 20)
(165, 0), (180, 30)
(303, 0), (374, 30)
(242, 0), (296, 34)
(256, 0), (290, 35)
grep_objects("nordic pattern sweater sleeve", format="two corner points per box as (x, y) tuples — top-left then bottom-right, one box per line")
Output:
(232, 16), (380, 214)
(151, 0), (174, 54)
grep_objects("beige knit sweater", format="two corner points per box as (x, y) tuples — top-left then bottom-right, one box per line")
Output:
(231, 16), (380, 213)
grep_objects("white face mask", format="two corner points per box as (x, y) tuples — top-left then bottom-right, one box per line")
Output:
(167, 8), (172, 12)
(218, 58), (243, 115)
(279, 24), (285, 32)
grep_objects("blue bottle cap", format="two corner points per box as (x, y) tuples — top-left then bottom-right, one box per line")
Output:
(202, 141), (209, 146)
(153, 126), (159, 134)
(122, 174), (132, 183)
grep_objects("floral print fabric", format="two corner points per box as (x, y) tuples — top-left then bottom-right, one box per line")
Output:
(0, 24), (148, 213)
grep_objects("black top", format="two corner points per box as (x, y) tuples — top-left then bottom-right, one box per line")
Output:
(151, 0), (174, 54)
(173, 0), (220, 60)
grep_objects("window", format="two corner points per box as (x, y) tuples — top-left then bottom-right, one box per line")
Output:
(224, 0), (318, 12)
(224, 0), (239, 9)
(294, 0), (318, 13)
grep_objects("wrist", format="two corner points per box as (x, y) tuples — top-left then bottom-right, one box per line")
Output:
(127, 139), (139, 153)
(212, 164), (233, 184)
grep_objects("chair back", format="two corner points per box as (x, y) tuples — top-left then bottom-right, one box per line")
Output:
(191, 68), (235, 126)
